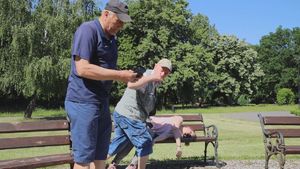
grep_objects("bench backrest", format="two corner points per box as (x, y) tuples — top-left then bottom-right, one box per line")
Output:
(258, 113), (300, 138)
(156, 114), (205, 132)
(0, 120), (70, 150)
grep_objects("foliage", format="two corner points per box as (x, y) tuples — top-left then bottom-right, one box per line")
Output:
(276, 88), (295, 105)
(291, 108), (300, 116)
(113, 0), (216, 105)
(1, 0), (297, 109)
(0, 0), (100, 109)
(206, 35), (264, 105)
(255, 26), (300, 103)
(237, 95), (250, 106)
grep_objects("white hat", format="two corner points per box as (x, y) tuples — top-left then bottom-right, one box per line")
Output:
(157, 58), (172, 72)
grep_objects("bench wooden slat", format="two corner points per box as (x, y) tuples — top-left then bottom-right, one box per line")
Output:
(0, 135), (70, 150)
(263, 116), (300, 125)
(266, 129), (300, 138)
(157, 136), (216, 143)
(0, 120), (69, 133)
(111, 124), (205, 132)
(0, 153), (73, 169)
(157, 115), (203, 122)
(182, 124), (204, 131)
(285, 146), (300, 154)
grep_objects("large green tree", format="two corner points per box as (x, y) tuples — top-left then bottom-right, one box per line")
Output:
(255, 26), (300, 103)
(0, 0), (101, 118)
(0, 0), (32, 103)
(113, 0), (219, 106)
(207, 35), (264, 105)
(0, 0), (268, 113)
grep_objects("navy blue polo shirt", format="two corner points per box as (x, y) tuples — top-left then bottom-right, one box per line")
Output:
(65, 19), (118, 103)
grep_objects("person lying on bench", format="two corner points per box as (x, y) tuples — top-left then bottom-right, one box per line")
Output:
(107, 115), (196, 169)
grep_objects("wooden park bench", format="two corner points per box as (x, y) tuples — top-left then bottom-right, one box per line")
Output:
(154, 114), (219, 167)
(0, 114), (218, 169)
(0, 120), (73, 169)
(258, 113), (300, 169)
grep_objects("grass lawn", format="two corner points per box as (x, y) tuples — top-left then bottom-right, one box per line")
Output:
(0, 104), (299, 168)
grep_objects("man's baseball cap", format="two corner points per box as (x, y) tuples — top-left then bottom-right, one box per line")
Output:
(158, 58), (172, 72)
(105, 0), (132, 22)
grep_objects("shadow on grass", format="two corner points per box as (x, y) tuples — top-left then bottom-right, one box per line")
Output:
(116, 156), (227, 169)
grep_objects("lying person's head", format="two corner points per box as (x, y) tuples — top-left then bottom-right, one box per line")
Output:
(181, 126), (196, 138)
(171, 116), (196, 137)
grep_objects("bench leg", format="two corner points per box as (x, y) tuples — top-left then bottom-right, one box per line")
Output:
(214, 141), (219, 168)
(70, 162), (74, 169)
(278, 153), (286, 169)
(204, 141), (219, 168)
(204, 142), (208, 163)
(264, 152), (271, 169)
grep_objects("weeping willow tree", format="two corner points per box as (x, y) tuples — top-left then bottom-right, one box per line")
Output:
(0, 0), (100, 118)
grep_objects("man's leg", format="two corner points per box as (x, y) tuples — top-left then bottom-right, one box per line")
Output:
(118, 116), (153, 169)
(112, 142), (134, 164)
(94, 100), (112, 169)
(138, 156), (149, 169)
(92, 160), (106, 169)
(107, 112), (133, 158)
(74, 163), (90, 169)
(65, 101), (101, 168)
(107, 142), (134, 169)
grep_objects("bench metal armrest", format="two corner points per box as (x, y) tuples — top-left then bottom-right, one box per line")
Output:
(205, 125), (218, 139)
(265, 130), (285, 152)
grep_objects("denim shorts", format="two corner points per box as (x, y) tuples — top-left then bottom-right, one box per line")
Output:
(65, 100), (112, 163)
(108, 112), (153, 157)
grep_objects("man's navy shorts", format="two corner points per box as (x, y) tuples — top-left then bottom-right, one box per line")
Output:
(65, 100), (111, 164)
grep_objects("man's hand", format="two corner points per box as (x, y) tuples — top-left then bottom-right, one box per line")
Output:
(119, 70), (137, 83)
(150, 64), (164, 82)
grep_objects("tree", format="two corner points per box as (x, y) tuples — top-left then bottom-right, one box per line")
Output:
(0, 0), (32, 106)
(0, 0), (101, 118)
(207, 35), (264, 105)
(114, 0), (218, 106)
(255, 26), (300, 103)
(22, 0), (101, 118)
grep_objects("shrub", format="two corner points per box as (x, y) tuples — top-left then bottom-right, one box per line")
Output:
(237, 95), (250, 106)
(276, 88), (295, 105)
(291, 108), (300, 116)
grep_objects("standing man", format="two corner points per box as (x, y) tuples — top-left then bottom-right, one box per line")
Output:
(64, 0), (136, 169)
(108, 59), (172, 169)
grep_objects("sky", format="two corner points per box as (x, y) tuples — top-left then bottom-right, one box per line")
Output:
(188, 0), (300, 44)
(100, 0), (300, 45)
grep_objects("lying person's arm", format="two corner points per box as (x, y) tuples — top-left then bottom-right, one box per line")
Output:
(173, 128), (182, 158)
(153, 131), (170, 142)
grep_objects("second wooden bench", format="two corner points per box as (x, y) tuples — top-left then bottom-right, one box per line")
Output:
(258, 113), (300, 169)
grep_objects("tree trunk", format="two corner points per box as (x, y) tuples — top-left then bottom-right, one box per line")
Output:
(298, 82), (300, 108)
(24, 96), (36, 119)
